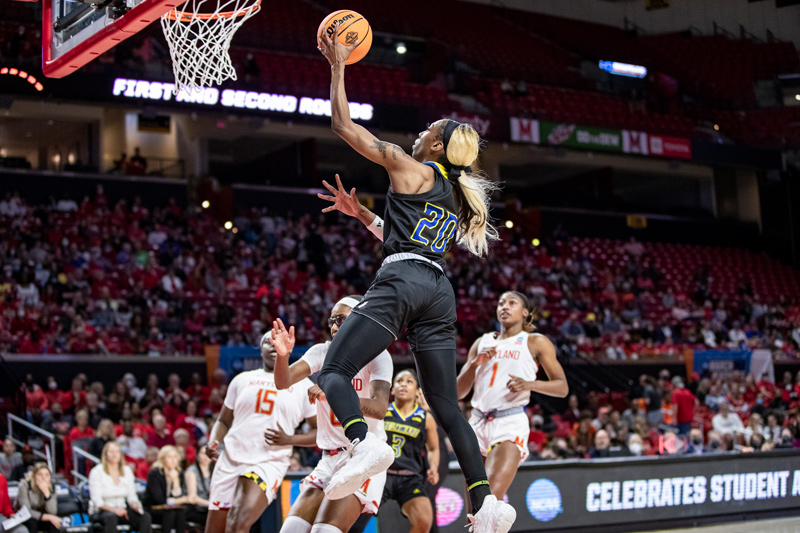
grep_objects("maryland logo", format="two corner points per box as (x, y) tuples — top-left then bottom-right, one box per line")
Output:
(345, 31), (359, 45)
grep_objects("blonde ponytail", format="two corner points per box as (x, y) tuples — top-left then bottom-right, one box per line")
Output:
(441, 122), (499, 256)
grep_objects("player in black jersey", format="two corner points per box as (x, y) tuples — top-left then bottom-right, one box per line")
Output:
(383, 370), (439, 533)
(310, 21), (515, 533)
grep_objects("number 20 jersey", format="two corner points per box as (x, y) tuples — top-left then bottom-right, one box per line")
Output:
(383, 162), (457, 268)
(222, 369), (315, 466)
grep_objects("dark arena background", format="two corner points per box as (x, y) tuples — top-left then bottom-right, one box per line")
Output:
(2, 0), (800, 532)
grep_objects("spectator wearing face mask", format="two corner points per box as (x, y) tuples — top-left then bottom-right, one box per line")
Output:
(685, 429), (706, 455)
(706, 431), (724, 453)
(627, 434), (644, 456)
(774, 428), (797, 449)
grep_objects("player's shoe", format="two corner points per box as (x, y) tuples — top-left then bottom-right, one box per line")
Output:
(324, 432), (394, 500)
(466, 495), (516, 533)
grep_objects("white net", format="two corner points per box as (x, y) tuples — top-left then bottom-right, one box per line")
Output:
(161, 0), (261, 93)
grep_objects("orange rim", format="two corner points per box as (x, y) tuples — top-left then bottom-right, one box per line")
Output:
(165, 0), (260, 21)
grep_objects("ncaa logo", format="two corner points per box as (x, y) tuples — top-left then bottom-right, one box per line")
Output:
(526, 479), (563, 522)
(232, 359), (243, 371)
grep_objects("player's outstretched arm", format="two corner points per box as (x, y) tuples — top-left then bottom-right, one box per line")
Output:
(319, 22), (423, 193)
(507, 336), (568, 398)
(264, 417), (318, 448)
(272, 319), (312, 389)
(360, 380), (391, 420)
(456, 338), (495, 400)
(424, 411), (440, 485)
(317, 174), (383, 241)
(207, 406), (234, 459)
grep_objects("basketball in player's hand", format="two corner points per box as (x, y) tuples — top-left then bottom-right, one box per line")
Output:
(317, 10), (372, 65)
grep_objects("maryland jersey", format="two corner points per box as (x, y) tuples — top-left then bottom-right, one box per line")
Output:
(301, 341), (393, 450)
(382, 162), (457, 267)
(384, 403), (428, 474)
(472, 332), (539, 412)
(221, 369), (315, 465)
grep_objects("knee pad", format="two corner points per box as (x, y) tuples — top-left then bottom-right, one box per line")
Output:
(281, 516), (312, 533)
(310, 523), (343, 533)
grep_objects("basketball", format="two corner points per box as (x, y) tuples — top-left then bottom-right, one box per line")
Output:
(317, 10), (372, 65)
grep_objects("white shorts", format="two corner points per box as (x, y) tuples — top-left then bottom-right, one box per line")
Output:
(469, 412), (529, 464)
(208, 451), (287, 511)
(299, 451), (386, 515)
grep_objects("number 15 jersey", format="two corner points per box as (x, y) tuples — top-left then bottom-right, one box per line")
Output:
(222, 368), (315, 466)
(383, 162), (457, 268)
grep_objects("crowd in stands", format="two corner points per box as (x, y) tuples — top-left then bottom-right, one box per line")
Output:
(0, 189), (796, 361)
(525, 367), (800, 461)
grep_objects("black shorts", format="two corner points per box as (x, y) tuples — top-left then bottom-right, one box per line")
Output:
(382, 473), (428, 509)
(351, 259), (457, 352)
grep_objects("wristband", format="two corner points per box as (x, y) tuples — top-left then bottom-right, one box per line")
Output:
(367, 216), (384, 241)
(167, 498), (175, 505)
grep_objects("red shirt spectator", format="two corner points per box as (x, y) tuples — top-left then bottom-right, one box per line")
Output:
(0, 473), (14, 518)
(25, 384), (49, 411)
(673, 386), (698, 424)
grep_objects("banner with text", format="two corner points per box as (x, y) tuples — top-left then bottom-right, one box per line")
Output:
(622, 130), (692, 160)
(402, 451), (800, 532)
(692, 350), (751, 380)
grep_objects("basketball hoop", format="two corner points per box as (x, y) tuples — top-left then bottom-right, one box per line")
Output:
(161, 0), (261, 93)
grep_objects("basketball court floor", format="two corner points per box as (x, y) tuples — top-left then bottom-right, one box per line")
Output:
(643, 516), (800, 533)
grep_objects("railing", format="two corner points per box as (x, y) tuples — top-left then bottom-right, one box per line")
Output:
(71, 446), (100, 485)
(146, 157), (186, 179)
(7, 414), (56, 472)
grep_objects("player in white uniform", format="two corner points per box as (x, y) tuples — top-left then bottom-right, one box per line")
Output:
(457, 291), (568, 502)
(205, 332), (317, 533)
(272, 295), (393, 533)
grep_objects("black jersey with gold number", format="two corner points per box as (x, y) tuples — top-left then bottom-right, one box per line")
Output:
(384, 403), (428, 474)
(382, 162), (457, 267)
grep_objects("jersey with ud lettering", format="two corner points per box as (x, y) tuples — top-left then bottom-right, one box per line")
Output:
(384, 403), (428, 474)
(472, 332), (539, 412)
(301, 341), (393, 449)
(222, 369), (315, 465)
(382, 162), (457, 267)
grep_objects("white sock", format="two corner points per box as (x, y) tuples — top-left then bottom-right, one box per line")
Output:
(282, 517), (313, 533)
(310, 523), (343, 533)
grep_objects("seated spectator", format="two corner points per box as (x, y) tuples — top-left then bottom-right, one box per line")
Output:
(184, 445), (213, 526)
(17, 463), (61, 533)
(287, 452), (309, 473)
(685, 428), (706, 455)
(587, 429), (631, 458)
(570, 411), (595, 456)
(0, 440), (21, 480)
(90, 419), (116, 458)
(763, 412), (783, 443)
(0, 472), (26, 533)
(117, 421), (147, 460)
(89, 442), (151, 533)
(10, 447), (35, 483)
(144, 446), (190, 533)
(562, 395), (582, 426)
(85, 392), (105, 430)
(591, 406), (610, 431)
(146, 414), (174, 448)
(712, 401), (744, 437)
(65, 409), (95, 476)
(136, 447), (160, 480)
(704, 383), (725, 413)
(173, 429), (196, 467)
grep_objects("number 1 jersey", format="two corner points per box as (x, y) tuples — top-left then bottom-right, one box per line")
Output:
(383, 162), (457, 267)
(222, 368), (315, 465)
(472, 332), (539, 412)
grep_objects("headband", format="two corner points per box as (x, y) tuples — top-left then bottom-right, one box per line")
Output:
(442, 120), (472, 175)
(336, 296), (361, 309)
(260, 331), (272, 345)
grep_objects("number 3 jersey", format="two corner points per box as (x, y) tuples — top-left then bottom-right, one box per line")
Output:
(384, 403), (428, 475)
(222, 369), (315, 466)
(383, 162), (456, 267)
(472, 332), (539, 412)
(301, 341), (393, 450)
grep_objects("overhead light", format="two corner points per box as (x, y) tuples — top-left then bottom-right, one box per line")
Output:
(202, 200), (210, 209)
(396, 42), (407, 55)
(795, 94), (800, 101)
(224, 221), (233, 230)
(532, 238), (540, 246)
(505, 220), (514, 229)
(713, 124), (720, 131)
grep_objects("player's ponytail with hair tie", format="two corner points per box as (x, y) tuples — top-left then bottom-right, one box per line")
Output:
(440, 119), (499, 257)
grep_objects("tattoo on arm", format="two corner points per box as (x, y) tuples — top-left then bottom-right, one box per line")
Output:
(392, 145), (397, 160)
(371, 139), (390, 159)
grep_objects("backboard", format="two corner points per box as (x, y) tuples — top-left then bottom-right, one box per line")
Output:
(42, 0), (178, 78)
